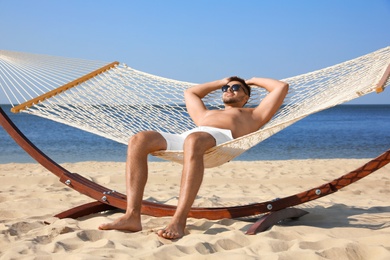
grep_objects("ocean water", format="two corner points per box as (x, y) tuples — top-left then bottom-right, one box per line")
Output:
(1, 104), (389, 164)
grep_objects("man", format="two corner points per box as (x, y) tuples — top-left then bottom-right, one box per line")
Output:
(99, 76), (289, 239)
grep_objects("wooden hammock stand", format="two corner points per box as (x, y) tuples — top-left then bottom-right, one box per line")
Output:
(1, 106), (389, 234)
(1, 63), (389, 234)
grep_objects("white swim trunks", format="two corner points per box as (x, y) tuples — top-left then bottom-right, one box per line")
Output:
(159, 126), (234, 151)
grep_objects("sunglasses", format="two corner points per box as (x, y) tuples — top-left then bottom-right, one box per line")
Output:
(221, 84), (248, 95)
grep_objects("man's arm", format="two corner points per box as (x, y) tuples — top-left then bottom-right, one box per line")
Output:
(184, 78), (228, 125)
(246, 77), (289, 126)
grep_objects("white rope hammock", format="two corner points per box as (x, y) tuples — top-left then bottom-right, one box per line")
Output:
(1, 47), (389, 167)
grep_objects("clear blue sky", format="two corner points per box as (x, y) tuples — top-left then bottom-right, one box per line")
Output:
(1, 0), (389, 104)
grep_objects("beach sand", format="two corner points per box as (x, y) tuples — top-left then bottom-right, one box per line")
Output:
(0, 159), (389, 259)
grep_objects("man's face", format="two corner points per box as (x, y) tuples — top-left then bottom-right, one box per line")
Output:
(222, 81), (249, 105)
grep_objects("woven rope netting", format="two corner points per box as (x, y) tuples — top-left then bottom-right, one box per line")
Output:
(1, 47), (389, 167)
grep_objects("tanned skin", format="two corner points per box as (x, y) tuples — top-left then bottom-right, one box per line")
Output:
(98, 76), (289, 240)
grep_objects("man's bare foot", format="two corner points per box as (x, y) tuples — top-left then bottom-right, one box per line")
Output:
(98, 214), (142, 232)
(157, 223), (185, 240)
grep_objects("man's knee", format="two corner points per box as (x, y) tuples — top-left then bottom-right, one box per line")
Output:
(128, 131), (167, 152)
(183, 132), (216, 153)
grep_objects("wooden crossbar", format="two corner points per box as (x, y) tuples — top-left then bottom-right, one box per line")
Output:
(376, 63), (390, 93)
(11, 61), (119, 113)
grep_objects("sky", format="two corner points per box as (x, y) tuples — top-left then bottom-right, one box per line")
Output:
(1, 0), (389, 104)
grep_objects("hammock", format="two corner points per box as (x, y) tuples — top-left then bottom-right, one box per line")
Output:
(1, 47), (389, 167)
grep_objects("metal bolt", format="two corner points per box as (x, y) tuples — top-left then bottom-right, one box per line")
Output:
(315, 189), (321, 195)
(65, 180), (71, 185)
(102, 196), (107, 202)
(267, 204), (273, 210)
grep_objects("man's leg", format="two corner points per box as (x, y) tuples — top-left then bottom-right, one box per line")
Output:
(158, 132), (216, 239)
(99, 131), (167, 231)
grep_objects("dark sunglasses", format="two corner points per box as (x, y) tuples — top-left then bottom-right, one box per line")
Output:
(221, 84), (248, 95)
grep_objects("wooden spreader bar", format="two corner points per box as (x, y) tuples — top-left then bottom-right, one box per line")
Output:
(376, 63), (390, 93)
(11, 61), (120, 113)
(1, 106), (389, 234)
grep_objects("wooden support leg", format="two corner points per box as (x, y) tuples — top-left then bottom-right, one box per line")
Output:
(246, 208), (308, 235)
(55, 201), (117, 219)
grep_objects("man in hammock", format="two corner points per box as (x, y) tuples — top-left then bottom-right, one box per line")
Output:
(99, 76), (289, 239)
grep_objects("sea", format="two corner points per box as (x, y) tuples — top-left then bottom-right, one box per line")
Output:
(0, 104), (389, 164)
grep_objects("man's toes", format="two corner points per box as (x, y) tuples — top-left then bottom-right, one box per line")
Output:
(164, 231), (176, 239)
(98, 223), (111, 230)
(157, 229), (180, 239)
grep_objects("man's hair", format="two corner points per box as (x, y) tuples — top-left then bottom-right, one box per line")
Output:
(228, 76), (251, 97)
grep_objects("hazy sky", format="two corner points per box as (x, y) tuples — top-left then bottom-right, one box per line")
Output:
(1, 0), (389, 104)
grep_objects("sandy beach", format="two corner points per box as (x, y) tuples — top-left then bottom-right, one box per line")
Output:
(0, 159), (389, 259)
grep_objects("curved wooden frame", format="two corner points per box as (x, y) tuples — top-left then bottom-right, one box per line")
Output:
(1, 106), (390, 233)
